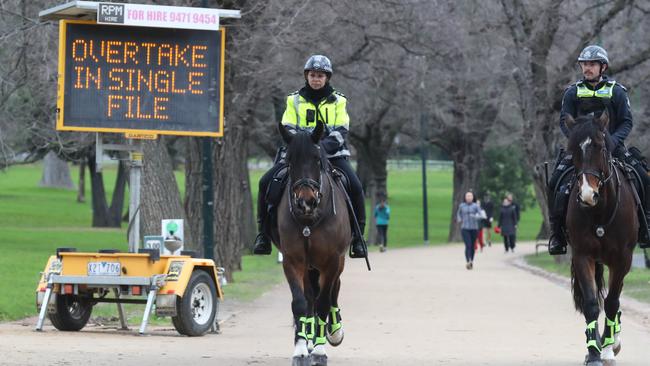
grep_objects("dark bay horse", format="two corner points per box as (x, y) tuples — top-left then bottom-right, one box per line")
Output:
(271, 120), (351, 366)
(565, 112), (638, 366)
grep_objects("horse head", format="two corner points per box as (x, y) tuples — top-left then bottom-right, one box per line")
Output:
(566, 111), (611, 207)
(278, 120), (326, 216)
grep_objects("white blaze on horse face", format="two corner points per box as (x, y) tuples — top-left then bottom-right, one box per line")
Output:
(580, 174), (598, 206)
(578, 137), (599, 205)
(580, 137), (592, 155)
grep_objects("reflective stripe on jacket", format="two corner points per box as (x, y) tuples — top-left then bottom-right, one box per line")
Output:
(281, 90), (350, 158)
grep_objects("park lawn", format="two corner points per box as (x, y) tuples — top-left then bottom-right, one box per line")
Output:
(525, 251), (650, 304)
(1, 162), (543, 321)
(251, 167), (543, 248)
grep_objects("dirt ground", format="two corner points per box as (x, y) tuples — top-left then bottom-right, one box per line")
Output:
(2, 242), (650, 366)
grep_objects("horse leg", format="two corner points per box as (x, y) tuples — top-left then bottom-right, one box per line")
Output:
(283, 260), (311, 366)
(573, 256), (603, 366)
(327, 257), (345, 347)
(602, 259), (631, 362)
(310, 259), (341, 366)
(303, 269), (320, 351)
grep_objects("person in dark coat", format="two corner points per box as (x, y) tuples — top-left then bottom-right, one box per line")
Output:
(498, 197), (518, 253)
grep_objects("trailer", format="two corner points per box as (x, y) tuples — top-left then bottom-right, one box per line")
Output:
(35, 248), (224, 336)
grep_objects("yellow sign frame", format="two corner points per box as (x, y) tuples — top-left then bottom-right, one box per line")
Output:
(56, 19), (226, 137)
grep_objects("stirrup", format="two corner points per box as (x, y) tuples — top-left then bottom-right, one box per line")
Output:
(548, 235), (567, 255)
(253, 233), (272, 255)
(349, 239), (366, 259)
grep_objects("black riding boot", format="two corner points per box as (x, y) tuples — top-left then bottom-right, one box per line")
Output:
(548, 215), (568, 255)
(350, 220), (366, 258)
(253, 186), (272, 255)
(349, 196), (367, 259)
(252, 225), (272, 255)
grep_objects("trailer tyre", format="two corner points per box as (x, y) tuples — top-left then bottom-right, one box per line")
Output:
(172, 270), (217, 336)
(48, 294), (92, 331)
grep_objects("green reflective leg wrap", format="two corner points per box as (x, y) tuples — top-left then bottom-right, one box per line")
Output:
(315, 317), (327, 346)
(297, 316), (315, 341)
(615, 310), (622, 334)
(602, 317), (616, 348)
(585, 320), (601, 352)
(329, 306), (342, 334)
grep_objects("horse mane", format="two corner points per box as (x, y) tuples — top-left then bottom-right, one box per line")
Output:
(286, 130), (328, 170)
(567, 115), (606, 154)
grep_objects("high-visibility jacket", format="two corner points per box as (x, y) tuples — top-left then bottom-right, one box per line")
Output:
(281, 87), (350, 158)
(559, 76), (633, 148)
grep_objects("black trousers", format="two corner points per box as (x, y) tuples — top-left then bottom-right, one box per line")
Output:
(503, 233), (516, 251)
(256, 156), (366, 232)
(376, 225), (388, 246)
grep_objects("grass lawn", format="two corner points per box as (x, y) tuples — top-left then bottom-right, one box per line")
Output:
(1, 162), (543, 322)
(525, 251), (650, 304)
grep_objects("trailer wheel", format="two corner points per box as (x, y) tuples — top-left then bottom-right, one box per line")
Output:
(172, 270), (217, 336)
(48, 294), (92, 331)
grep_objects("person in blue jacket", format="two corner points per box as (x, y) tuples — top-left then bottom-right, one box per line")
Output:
(374, 195), (391, 252)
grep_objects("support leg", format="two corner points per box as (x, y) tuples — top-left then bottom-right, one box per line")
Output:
(139, 288), (157, 335)
(35, 285), (53, 331)
(113, 288), (129, 330)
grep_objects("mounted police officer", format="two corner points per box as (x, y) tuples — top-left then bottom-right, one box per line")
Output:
(252, 55), (367, 258)
(547, 45), (650, 255)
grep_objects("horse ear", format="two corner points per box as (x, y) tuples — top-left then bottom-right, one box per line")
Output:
(278, 122), (293, 144)
(597, 111), (609, 131)
(311, 120), (324, 144)
(564, 113), (576, 131)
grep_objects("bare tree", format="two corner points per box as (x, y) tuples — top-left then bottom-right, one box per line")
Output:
(498, 0), (650, 238)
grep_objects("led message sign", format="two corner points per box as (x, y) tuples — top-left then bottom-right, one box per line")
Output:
(57, 20), (224, 136)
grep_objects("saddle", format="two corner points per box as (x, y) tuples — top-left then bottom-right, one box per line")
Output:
(264, 164), (351, 215)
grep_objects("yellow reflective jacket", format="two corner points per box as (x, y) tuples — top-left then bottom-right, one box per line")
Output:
(281, 88), (350, 158)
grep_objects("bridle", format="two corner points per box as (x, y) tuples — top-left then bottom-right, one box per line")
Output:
(574, 142), (621, 237)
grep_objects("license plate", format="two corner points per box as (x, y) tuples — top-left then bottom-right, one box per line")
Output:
(87, 262), (121, 276)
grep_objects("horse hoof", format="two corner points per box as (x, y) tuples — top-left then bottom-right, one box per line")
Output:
(613, 341), (621, 356)
(309, 353), (328, 366)
(292, 355), (310, 366)
(326, 328), (344, 347)
(584, 354), (603, 366)
(602, 360), (616, 366)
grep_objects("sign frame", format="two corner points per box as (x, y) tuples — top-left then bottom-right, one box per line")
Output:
(56, 19), (226, 137)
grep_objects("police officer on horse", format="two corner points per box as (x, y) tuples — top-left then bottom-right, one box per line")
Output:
(252, 55), (367, 258)
(547, 45), (650, 255)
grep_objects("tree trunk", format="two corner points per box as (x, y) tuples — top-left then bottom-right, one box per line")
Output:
(87, 152), (111, 227)
(140, 139), (192, 246)
(40, 151), (74, 189)
(185, 126), (253, 282)
(107, 161), (127, 228)
(447, 142), (484, 242)
(77, 159), (86, 203)
(86, 150), (129, 228)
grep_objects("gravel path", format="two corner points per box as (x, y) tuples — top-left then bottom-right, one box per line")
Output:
(2, 242), (649, 365)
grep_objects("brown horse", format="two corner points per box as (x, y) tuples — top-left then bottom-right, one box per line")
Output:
(271, 120), (350, 366)
(565, 112), (638, 366)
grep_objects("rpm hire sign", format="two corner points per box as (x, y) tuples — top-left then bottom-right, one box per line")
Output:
(57, 20), (225, 136)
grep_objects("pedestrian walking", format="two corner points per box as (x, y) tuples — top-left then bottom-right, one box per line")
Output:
(457, 191), (482, 270)
(482, 195), (495, 247)
(498, 196), (518, 253)
(374, 195), (390, 252)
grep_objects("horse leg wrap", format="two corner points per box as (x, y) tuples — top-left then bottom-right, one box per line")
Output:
(328, 306), (342, 334)
(585, 320), (602, 353)
(297, 316), (315, 342)
(315, 317), (327, 346)
(615, 310), (622, 334)
(602, 317), (616, 348)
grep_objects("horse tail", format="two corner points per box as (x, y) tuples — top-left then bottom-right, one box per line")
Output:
(571, 260), (606, 313)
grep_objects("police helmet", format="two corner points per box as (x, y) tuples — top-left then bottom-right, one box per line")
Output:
(578, 45), (609, 65)
(304, 55), (333, 76)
